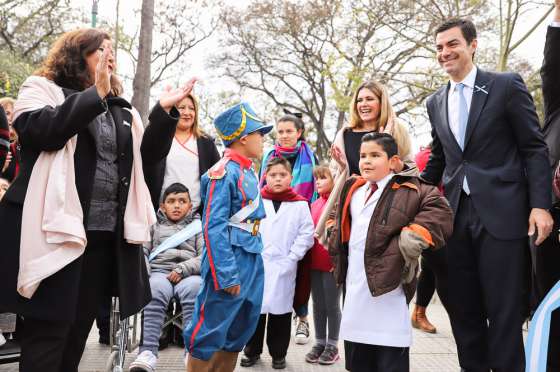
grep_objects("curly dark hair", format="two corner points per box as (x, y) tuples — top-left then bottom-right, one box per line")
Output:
(35, 28), (122, 96)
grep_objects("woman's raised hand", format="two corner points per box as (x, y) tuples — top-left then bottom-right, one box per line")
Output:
(159, 78), (198, 113)
(95, 48), (112, 99)
(382, 114), (396, 134)
(331, 144), (346, 169)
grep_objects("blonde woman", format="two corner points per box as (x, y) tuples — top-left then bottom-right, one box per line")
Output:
(142, 92), (220, 215)
(316, 79), (413, 245)
(316, 79), (413, 371)
(331, 80), (411, 174)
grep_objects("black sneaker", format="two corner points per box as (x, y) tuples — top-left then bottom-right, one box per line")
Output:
(295, 320), (310, 345)
(318, 344), (340, 365)
(272, 357), (286, 369)
(305, 344), (325, 363)
(240, 354), (260, 367)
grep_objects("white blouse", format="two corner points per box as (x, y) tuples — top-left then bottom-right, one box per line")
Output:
(162, 136), (201, 211)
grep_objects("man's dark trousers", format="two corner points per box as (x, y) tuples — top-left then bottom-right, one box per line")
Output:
(447, 192), (526, 372)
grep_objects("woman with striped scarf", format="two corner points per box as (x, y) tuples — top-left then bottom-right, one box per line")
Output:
(259, 110), (318, 345)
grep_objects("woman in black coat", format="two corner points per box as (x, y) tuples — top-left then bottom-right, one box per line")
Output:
(0, 29), (193, 372)
(142, 93), (220, 214)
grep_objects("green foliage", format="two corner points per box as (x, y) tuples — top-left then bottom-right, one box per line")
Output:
(0, 50), (35, 97)
(0, 0), (82, 96)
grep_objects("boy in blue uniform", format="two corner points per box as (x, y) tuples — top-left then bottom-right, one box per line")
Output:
(184, 102), (272, 372)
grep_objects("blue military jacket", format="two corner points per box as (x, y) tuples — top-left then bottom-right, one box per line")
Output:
(200, 148), (266, 290)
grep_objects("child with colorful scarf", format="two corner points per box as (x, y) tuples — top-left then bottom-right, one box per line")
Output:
(259, 111), (318, 202)
(241, 157), (315, 369)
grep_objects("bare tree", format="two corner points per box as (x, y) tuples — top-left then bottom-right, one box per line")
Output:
(0, 0), (78, 64)
(0, 0), (82, 96)
(497, 0), (554, 71)
(129, 0), (217, 123)
(214, 0), (350, 159)
(212, 0), (496, 159)
(131, 0), (155, 124)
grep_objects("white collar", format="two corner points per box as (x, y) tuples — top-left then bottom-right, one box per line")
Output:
(449, 66), (477, 92)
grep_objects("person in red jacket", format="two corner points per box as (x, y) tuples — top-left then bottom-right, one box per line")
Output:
(304, 165), (341, 365)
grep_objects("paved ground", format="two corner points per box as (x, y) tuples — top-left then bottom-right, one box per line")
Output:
(0, 301), (462, 372)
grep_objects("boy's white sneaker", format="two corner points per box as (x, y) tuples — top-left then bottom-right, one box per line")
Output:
(129, 350), (157, 372)
(0, 332), (6, 347)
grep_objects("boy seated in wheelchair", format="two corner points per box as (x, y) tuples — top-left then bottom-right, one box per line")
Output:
(130, 183), (203, 372)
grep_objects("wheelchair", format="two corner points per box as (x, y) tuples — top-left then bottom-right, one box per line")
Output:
(104, 297), (184, 372)
(0, 313), (20, 365)
(157, 298), (185, 350)
(105, 297), (141, 372)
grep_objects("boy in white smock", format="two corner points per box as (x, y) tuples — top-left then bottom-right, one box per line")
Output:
(327, 133), (453, 372)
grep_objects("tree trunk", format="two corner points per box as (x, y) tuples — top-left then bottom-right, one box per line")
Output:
(114, 0), (120, 65)
(131, 0), (154, 125)
(336, 110), (345, 131)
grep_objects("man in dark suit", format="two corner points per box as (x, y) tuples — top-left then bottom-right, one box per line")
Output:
(536, 2), (560, 371)
(421, 18), (554, 372)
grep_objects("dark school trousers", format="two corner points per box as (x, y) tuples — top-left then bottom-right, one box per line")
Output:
(243, 313), (292, 360)
(345, 341), (409, 372)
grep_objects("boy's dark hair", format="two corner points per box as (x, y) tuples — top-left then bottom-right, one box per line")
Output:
(313, 164), (333, 180)
(435, 18), (477, 44)
(361, 132), (399, 158)
(266, 156), (292, 173)
(162, 183), (190, 202)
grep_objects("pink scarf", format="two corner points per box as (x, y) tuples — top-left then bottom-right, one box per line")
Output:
(13, 76), (156, 299)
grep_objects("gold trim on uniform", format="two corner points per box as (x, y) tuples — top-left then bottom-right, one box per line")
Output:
(215, 106), (264, 141)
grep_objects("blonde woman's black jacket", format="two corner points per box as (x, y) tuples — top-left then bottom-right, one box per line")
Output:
(141, 103), (221, 213)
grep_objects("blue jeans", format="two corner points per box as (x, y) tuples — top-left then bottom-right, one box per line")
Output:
(140, 272), (201, 356)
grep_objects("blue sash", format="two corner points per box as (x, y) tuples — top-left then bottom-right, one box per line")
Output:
(526, 279), (560, 372)
(148, 220), (202, 262)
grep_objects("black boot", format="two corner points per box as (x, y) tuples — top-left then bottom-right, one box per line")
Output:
(272, 357), (286, 369)
(240, 354), (260, 367)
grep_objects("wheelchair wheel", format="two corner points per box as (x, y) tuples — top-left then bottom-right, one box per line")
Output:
(104, 350), (122, 372)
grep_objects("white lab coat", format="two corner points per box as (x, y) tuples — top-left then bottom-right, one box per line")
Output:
(259, 199), (315, 314)
(340, 174), (412, 347)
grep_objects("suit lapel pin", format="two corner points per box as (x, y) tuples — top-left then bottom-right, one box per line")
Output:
(123, 120), (131, 127)
(475, 85), (488, 95)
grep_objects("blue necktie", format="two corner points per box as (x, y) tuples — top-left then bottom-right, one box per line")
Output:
(456, 83), (469, 150)
(456, 83), (471, 194)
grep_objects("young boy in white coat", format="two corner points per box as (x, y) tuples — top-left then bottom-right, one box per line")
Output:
(328, 133), (453, 372)
(241, 157), (315, 369)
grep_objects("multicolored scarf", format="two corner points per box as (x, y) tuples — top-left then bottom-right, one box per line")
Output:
(260, 140), (317, 202)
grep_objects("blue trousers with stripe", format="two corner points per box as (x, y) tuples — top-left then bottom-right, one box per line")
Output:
(184, 246), (264, 361)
